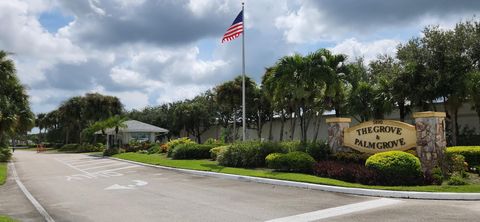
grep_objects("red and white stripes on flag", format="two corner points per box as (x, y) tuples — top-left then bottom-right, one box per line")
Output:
(222, 10), (243, 43)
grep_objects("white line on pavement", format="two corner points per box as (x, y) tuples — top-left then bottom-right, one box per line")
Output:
(72, 160), (120, 168)
(265, 198), (402, 222)
(95, 165), (139, 173)
(81, 162), (127, 171)
(62, 158), (100, 164)
(55, 158), (91, 174)
(10, 162), (56, 222)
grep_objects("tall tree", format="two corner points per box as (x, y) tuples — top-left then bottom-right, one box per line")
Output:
(0, 51), (35, 147)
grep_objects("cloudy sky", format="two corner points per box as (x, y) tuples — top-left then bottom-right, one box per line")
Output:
(1, 0), (480, 114)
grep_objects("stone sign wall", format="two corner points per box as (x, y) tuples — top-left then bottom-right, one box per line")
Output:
(326, 112), (447, 173)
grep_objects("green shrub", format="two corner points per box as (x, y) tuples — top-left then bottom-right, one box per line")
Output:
(0, 148), (12, 162)
(125, 141), (152, 152)
(204, 138), (224, 146)
(59, 144), (102, 153)
(96, 143), (105, 150)
(265, 153), (285, 170)
(171, 143), (216, 159)
(217, 141), (284, 168)
(447, 172), (468, 185)
(278, 140), (330, 161)
(59, 144), (79, 152)
(137, 150), (149, 154)
(166, 137), (196, 157)
(103, 148), (118, 156)
(148, 144), (161, 154)
(365, 151), (423, 186)
(446, 146), (480, 167)
(334, 151), (372, 164)
(304, 141), (331, 161)
(266, 151), (315, 173)
(445, 153), (468, 175)
(429, 166), (444, 185)
(210, 145), (229, 160)
(279, 140), (301, 152)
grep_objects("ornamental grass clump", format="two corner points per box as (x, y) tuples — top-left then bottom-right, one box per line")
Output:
(365, 151), (423, 186)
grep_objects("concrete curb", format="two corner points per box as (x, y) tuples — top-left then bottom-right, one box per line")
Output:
(110, 157), (480, 201)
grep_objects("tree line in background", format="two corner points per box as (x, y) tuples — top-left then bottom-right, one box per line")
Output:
(12, 19), (480, 148)
(127, 20), (480, 146)
(35, 93), (123, 145)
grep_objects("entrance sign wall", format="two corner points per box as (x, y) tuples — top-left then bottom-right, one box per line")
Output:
(326, 112), (447, 173)
(343, 120), (417, 153)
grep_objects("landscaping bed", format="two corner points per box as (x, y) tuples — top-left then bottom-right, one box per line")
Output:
(114, 152), (480, 193)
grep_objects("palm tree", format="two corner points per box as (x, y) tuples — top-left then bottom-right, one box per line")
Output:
(36, 113), (46, 142)
(105, 115), (127, 150)
(0, 50), (34, 147)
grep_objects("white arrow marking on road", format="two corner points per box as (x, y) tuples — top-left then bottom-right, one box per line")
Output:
(105, 184), (134, 190)
(105, 180), (148, 190)
(133, 180), (148, 186)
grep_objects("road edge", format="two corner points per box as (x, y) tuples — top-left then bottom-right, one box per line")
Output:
(9, 161), (55, 222)
(110, 156), (480, 200)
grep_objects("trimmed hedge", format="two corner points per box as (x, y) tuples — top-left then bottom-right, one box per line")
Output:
(333, 151), (371, 164)
(265, 151), (315, 173)
(217, 141), (284, 168)
(365, 151), (423, 186)
(171, 143), (216, 160)
(446, 146), (480, 167)
(59, 144), (103, 153)
(279, 140), (330, 161)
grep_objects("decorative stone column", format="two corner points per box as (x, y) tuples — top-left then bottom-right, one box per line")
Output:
(326, 118), (352, 154)
(413, 112), (447, 174)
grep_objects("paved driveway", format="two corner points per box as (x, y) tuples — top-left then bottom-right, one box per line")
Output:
(4, 151), (480, 222)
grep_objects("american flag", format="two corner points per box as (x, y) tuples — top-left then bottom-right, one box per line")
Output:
(222, 10), (243, 43)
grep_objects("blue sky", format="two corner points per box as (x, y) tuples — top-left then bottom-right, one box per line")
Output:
(1, 0), (479, 115)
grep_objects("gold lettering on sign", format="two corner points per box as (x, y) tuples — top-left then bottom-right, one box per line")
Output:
(344, 120), (417, 153)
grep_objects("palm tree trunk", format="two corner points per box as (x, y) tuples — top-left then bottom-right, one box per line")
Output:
(399, 101), (406, 122)
(453, 108), (459, 146)
(313, 115), (322, 143)
(233, 111), (236, 141)
(290, 113), (297, 140)
(268, 113), (273, 141)
(280, 110), (285, 141)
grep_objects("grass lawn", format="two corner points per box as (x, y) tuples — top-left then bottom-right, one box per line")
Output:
(0, 162), (6, 186)
(0, 215), (18, 222)
(114, 152), (480, 193)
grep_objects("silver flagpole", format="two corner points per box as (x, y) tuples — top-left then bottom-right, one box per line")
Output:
(241, 2), (246, 141)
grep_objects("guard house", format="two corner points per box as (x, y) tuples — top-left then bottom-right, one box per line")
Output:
(101, 120), (169, 149)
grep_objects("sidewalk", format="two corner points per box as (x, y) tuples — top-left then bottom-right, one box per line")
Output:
(0, 159), (43, 222)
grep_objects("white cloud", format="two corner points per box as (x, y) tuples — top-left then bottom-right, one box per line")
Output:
(330, 38), (401, 63)
(0, 0), (85, 87)
(3, 0), (479, 115)
(275, 3), (331, 44)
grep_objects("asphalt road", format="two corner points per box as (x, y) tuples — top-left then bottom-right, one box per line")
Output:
(4, 150), (480, 222)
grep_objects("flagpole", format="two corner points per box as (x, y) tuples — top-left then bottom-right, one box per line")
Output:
(241, 2), (246, 141)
